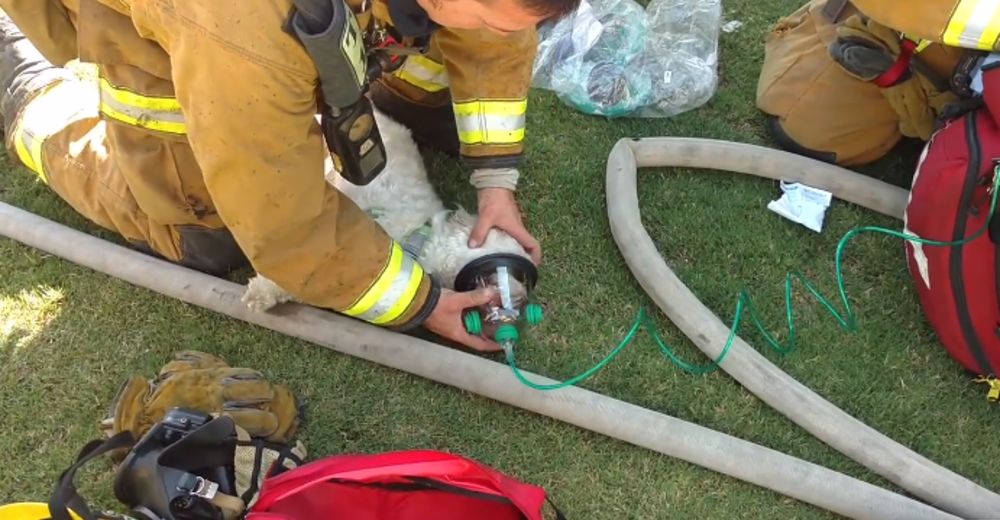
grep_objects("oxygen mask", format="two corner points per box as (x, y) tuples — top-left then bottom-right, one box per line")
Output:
(454, 254), (543, 357)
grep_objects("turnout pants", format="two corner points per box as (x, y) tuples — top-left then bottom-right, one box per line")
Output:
(8, 62), (247, 275)
(756, 0), (962, 166)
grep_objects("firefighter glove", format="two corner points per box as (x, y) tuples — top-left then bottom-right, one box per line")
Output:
(829, 15), (902, 81)
(103, 351), (301, 445)
(829, 15), (958, 140)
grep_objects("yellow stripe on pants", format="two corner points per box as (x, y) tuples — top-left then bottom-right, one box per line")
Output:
(12, 80), (98, 183)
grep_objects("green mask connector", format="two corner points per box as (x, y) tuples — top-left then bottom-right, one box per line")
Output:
(495, 323), (520, 344)
(525, 303), (544, 326)
(464, 310), (483, 335)
(463, 305), (544, 337)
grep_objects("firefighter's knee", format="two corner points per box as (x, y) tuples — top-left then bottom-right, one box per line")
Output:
(128, 226), (248, 276)
(755, 0), (901, 166)
(174, 225), (249, 276)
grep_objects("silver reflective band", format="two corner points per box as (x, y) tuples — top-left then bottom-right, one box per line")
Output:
(944, 0), (1000, 50)
(98, 77), (186, 134)
(455, 113), (526, 145)
(353, 251), (421, 323)
(395, 56), (449, 92)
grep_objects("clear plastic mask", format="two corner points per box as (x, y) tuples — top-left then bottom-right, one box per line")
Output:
(456, 255), (542, 350)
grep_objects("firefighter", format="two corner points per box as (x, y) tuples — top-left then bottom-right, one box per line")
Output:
(0, 0), (575, 352)
(755, 0), (997, 167)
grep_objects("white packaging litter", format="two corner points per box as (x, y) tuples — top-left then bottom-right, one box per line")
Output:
(766, 181), (833, 233)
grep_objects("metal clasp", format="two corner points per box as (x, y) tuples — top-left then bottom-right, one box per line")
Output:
(177, 475), (219, 500)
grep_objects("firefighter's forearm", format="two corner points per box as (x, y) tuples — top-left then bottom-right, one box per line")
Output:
(165, 0), (435, 329)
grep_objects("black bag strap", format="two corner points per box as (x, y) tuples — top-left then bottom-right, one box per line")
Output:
(48, 431), (136, 520)
(393, 476), (568, 519)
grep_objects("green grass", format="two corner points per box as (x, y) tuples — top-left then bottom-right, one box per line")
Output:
(2, 1), (998, 518)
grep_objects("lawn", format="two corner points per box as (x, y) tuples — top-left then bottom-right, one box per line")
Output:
(2, 0), (998, 518)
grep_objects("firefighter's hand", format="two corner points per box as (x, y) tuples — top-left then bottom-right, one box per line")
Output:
(424, 287), (502, 352)
(469, 187), (542, 265)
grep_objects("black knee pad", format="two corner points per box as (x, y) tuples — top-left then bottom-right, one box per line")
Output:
(765, 116), (838, 165)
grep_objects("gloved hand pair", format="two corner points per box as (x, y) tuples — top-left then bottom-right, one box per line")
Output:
(829, 15), (958, 140)
(101, 350), (301, 446)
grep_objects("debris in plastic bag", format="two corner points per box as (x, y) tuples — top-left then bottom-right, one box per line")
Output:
(532, 0), (722, 118)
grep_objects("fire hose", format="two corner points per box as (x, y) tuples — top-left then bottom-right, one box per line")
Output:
(0, 138), (994, 518)
(605, 137), (1000, 518)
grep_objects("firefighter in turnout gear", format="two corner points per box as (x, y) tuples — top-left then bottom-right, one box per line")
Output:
(756, 0), (999, 167)
(0, 0), (574, 351)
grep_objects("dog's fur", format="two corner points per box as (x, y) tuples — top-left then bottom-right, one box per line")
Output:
(241, 108), (531, 312)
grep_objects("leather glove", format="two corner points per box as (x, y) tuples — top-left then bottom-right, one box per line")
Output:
(883, 73), (957, 139)
(829, 15), (903, 82)
(102, 351), (301, 445)
(829, 15), (959, 140)
(157, 350), (230, 376)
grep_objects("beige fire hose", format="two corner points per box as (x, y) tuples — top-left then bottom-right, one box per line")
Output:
(605, 137), (1000, 519)
(0, 200), (963, 520)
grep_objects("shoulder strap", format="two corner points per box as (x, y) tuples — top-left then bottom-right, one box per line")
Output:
(48, 431), (136, 520)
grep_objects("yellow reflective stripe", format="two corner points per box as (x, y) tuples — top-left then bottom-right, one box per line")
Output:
(98, 76), (187, 135)
(457, 126), (525, 146)
(345, 243), (404, 317)
(99, 100), (187, 134)
(394, 55), (449, 92)
(372, 260), (424, 325)
(13, 123), (45, 181)
(981, 5), (1000, 49)
(99, 77), (181, 112)
(944, 0), (1000, 50)
(453, 99), (527, 145)
(12, 81), (95, 183)
(902, 34), (933, 53)
(343, 242), (425, 324)
(453, 99), (528, 117)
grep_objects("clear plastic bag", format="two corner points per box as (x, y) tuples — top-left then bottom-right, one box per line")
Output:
(531, 0), (722, 118)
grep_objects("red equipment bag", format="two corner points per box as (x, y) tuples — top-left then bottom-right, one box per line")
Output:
(903, 60), (1000, 377)
(246, 450), (565, 520)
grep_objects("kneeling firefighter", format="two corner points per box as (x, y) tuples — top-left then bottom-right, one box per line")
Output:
(756, 0), (1000, 167)
(0, 0), (573, 352)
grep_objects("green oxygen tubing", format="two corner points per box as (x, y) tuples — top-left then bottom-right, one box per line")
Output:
(600, 137), (1000, 518)
(504, 165), (1000, 390)
(0, 137), (995, 518)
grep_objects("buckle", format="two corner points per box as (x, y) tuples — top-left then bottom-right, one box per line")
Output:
(177, 474), (219, 500)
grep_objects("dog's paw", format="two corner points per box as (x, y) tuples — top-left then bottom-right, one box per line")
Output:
(242, 275), (289, 312)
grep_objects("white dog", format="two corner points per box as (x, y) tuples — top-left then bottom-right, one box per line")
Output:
(241, 108), (532, 313)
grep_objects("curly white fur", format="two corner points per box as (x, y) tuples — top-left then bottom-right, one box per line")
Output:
(241, 108), (531, 312)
